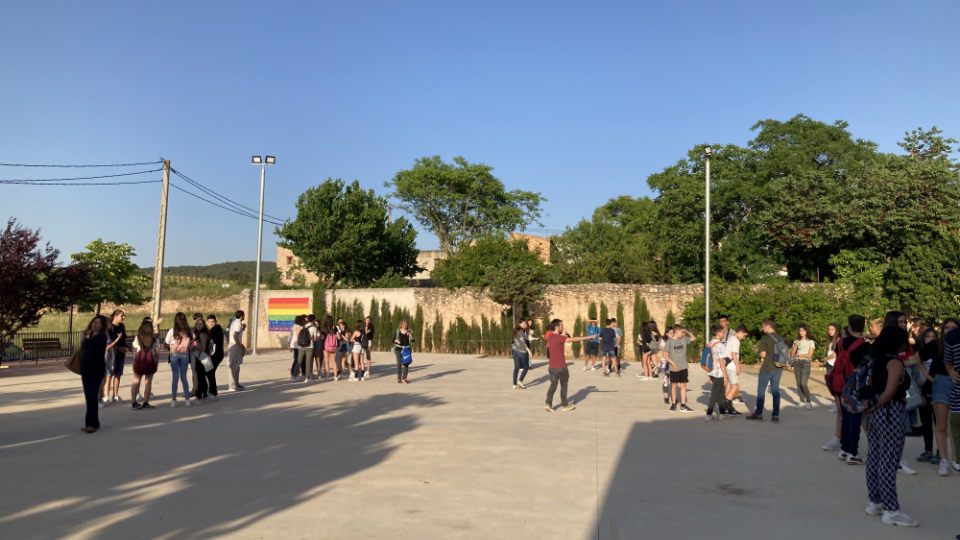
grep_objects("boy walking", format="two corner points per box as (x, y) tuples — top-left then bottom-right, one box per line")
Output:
(599, 319), (620, 377)
(746, 318), (785, 422)
(705, 325), (729, 420)
(584, 319), (600, 371)
(545, 319), (593, 412)
(665, 324), (696, 412)
(723, 325), (748, 416)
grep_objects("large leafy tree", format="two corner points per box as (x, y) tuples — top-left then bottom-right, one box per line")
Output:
(431, 236), (548, 289)
(386, 156), (545, 256)
(277, 179), (421, 288)
(1, 219), (92, 351)
(72, 239), (150, 314)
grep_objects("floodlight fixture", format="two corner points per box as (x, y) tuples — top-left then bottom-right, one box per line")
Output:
(265, 156), (275, 165)
(252, 156), (262, 164)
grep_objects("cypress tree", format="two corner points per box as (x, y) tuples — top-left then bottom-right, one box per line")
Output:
(616, 301), (625, 358)
(572, 315), (583, 358)
(433, 312), (443, 353)
(588, 301), (598, 321)
(413, 305), (424, 353)
(665, 309), (675, 329)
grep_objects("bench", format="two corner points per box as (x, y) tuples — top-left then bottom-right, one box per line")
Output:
(20, 338), (63, 364)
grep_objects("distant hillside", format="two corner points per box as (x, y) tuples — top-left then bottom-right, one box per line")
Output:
(141, 261), (277, 283)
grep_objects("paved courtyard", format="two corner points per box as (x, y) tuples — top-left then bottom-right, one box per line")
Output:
(1, 351), (957, 539)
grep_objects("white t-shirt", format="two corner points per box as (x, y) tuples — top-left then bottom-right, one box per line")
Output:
(726, 335), (741, 367)
(708, 339), (725, 378)
(228, 319), (244, 349)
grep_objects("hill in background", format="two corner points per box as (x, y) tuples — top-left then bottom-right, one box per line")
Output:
(141, 261), (277, 284)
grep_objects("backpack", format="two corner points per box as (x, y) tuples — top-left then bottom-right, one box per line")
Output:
(297, 326), (312, 348)
(324, 333), (337, 350)
(841, 354), (879, 414)
(133, 342), (158, 376)
(771, 335), (792, 368)
(828, 338), (865, 395)
(401, 347), (413, 365)
(700, 346), (714, 372)
(360, 332), (370, 349)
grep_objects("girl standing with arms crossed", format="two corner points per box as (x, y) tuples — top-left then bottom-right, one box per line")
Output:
(791, 324), (815, 409)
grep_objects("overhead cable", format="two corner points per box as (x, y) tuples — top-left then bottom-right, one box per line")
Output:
(169, 182), (285, 226)
(0, 179), (162, 186)
(0, 160), (163, 168)
(0, 168), (162, 183)
(171, 168), (288, 222)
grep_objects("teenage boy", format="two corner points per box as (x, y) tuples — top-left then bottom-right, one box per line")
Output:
(612, 318), (624, 373)
(599, 319), (620, 377)
(308, 314), (321, 381)
(723, 325), (748, 416)
(584, 319), (600, 371)
(545, 319), (593, 412)
(227, 310), (246, 391)
(705, 325), (729, 421)
(665, 324), (696, 412)
(206, 315), (224, 400)
(746, 318), (784, 423)
(838, 315), (868, 463)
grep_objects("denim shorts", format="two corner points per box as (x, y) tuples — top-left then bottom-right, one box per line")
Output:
(932, 375), (953, 405)
(112, 355), (125, 376)
(601, 350), (616, 359)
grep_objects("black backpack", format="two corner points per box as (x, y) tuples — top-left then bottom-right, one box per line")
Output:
(297, 327), (312, 348)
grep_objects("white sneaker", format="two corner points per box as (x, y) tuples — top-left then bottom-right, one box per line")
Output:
(897, 460), (917, 475)
(718, 413), (727, 420)
(881, 510), (918, 527)
(805, 403), (812, 410)
(592, 365), (599, 371)
(822, 437), (841, 451)
(939, 460), (950, 476)
(290, 376), (297, 382)
(846, 454), (864, 465)
(704, 415), (715, 422)
(827, 406), (837, 413)
(212, 395), (219, 402)
(513, 385), (518, 389)
(582, 366), (589, 371)
(137, 393), (144, 403)
(733, 397), (746, 404)
(952, 461), (960, 472)
(838, 450), (849, 460)
(865, 501), (883, 516)
(184, 399), (192, 408)
(170, 400), (177, 408)
(794, 403), (803, 408)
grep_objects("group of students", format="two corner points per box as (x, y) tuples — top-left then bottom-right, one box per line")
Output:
(77, 309), (248, 432)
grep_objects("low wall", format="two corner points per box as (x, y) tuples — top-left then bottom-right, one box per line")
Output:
(251, 284), (704, 358)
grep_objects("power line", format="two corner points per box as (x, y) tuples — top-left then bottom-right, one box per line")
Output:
(0, 179), (162, 186)
(0, 160), (162, 168)
(171, 168), (288, 222)
(0, 168), (162, 182)
(169, 181), (284, 226)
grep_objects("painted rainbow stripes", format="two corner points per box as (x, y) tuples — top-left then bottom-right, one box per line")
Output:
(268, 297), (310, 332)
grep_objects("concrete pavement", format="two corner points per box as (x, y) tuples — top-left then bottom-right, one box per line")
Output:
(1, 351), (957, 539)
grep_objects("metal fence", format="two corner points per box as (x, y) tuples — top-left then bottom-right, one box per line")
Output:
(5, 331), (83, 363)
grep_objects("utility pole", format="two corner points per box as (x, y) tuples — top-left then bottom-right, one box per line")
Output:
(704, 147), (711, 337)
(151, 160), (171, 324)
(252, 163), (266, 355)
(388, 203), (393, 224)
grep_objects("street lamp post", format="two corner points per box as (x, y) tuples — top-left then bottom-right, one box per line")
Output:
(251, 155), (275, 356)
(704, 146), (711, 339)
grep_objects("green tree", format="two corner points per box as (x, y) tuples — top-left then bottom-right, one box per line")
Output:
(665, 310), (675, 329)
(588, 302), (598, 320)
(632, 292), (649, 358)
(897, 126), (958, 168)
(884, 235), (960, 322)
(485, 260), (547, 326)
(277, 179), (422, 288)
(386, 156), (545, 256)
(71, 239), (150, 314)
(432, 237), (548, 289)
(572, 316), (583, 358)
(312, 283), (326, 318)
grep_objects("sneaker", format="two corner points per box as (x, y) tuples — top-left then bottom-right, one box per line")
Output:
(582, 366), (589, 371)
(397, 379), (403, 384)
(561, 404), (576, 411)
(794, 403), (803, 409)
(881, 510), (919, 527)
(771, 416), (779, 423)
(184, 399), (192, 408)
(939, 460), (950, 476)
(680, 405), (694, 413)
(745, 413), (763, 421)
(930, 452), (941, 464)
(838, 450), (849, 461)
(592, 365), (599, 371)
(236, 385), (245, 391)
(513, 385), (518, 389)
(846, 454), (864, 465)
(290, 376), (297, 382)
(898, 460), (917, 475)
(132, 403), (143, 410)
(704, 415), (716, 422)
(170, 400), (177, 408)
(616, 372), (621, 378)
(805, 403), (812, 410)
(545, 404), (554, 413)
(865, 501), (883, 516)
(822, 437), (841, 451)
(952, 461), (960, 473)
(827, 406), (837, 413)
(718, 413), (728, 420)
(98, 401), (108, 409)
(141, 403), (155, 410)
(733, 397), (746, 404)
(916, 451), (933, 462)
(517, 381), (525, 389)
(115, 396), (124, 403)
(663, 398), (670, 404)
(669, 404), (677, 412)
(137, 393), (144, 403)
(403, 378), (409, 384)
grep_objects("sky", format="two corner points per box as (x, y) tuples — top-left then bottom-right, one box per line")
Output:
(2, 0), (958, 267)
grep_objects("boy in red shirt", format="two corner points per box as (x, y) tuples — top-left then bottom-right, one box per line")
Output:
(545, 319), (594, 412)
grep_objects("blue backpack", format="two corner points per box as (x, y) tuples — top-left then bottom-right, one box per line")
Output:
(401, 347), (413, 365)
(700, 346), (714, 372)
(841, 354), (878, 414)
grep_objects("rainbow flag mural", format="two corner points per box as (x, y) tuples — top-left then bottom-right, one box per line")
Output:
(268, 297), (310, 333)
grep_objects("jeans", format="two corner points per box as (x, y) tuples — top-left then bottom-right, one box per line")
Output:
(512, 350), (529, 385)
(707, 376), (725, 415)
(193, 357), (208, 399)
(754, 369), (782, 417)
(793, 359), (811, 403)
(394, 349), (409, 380)
(841, 408), (863, 456)
(546, 367), (569, 407)
(170, 352), (191, 398)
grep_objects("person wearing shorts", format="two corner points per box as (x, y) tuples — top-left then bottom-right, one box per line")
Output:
(723, 325), (747, 415)
(308, 315), (322, 378)
(599, 319), (620, 376)
(584, 320), (600, 371)
(612, 319), (623, 372)
(665, 325), (695, 412)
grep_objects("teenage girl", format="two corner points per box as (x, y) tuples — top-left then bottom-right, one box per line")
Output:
(351, 320), (365, 381)
(790, 324), (815, 409)
(393, 320), (415, 383)
(321, 315), (338, 381)
(364, 316), (375, 376)
(822, 323), (843, 451)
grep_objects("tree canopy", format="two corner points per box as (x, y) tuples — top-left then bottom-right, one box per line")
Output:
(386, 156), (545, 256)
(277, 179), (422, 288)
(71, 239), (150, 314)
(431, 236), (548, 289)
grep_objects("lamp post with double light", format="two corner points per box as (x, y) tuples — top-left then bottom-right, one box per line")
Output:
(704, 146), (711, 337)
(251, 155), (275, 355)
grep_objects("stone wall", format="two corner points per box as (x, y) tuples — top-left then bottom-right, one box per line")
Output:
(251, 284), (704, 358)
(98, 291), (250, 319)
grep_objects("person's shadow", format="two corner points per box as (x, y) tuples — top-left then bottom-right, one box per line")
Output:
(569, 385), (616, 405)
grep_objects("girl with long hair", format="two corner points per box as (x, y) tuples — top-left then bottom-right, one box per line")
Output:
(79, 315), (118, 432)
(822, 323), (844, 449)
(130, 320), (158, 410)
(165, 312), (193, 407)
(915, 327), (939, 464)
(638, 322), (654, 381)
(351, 320), (366, 381)
(364, 316), (375, 377)
(791, 324), (815, 409)
(929, 318), (959, 475)
(191, 316), (211, 403)
(511, 320), (531, 389)
(321, 315), (338, 381)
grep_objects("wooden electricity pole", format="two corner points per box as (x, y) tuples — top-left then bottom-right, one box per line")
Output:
(151, 160), (170, 323)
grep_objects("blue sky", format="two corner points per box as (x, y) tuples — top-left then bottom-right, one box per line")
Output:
(2, 0), (958, 266)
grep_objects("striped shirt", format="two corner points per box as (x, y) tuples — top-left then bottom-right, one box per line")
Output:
(945, 327), (960, 413)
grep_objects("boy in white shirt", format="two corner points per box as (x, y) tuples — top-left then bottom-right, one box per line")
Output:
(705, 325), (729, 421)
(227, 310), (246, 391)
(724, 325), (748, 415)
